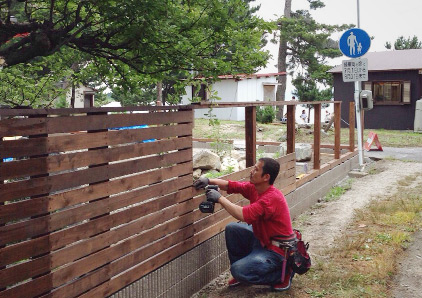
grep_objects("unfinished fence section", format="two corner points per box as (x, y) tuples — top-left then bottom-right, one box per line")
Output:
(0, 107), (197, 298)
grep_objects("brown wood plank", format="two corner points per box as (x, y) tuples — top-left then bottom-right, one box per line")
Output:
(334, 102), (341, 159)
(245, 106), (256, 167)
(0, 163), (193, 267)
(0, 148), (192, 203)
(0, 106), (192, 118)
(0, 194), (195, 291)
(74, 237), (197, 298)
(0, 184), (193, 289)
(295, 169), (319, 188)
(349, 101), (355, 152)
(0, 123), (193, 159)
(281, 182), (296, 196)
(0, 110), (193, 138)
(1, 158), (192, 225)
(76, 213), (241, 298)
(0, 152), (192, 246)
(287, 105), (296, 154)
(313, 104), (321, 169)
(3, 215), (196, 298)
(1, 136), (192, 180)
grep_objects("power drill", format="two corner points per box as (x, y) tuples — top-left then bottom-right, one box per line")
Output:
(199, 185), (219, 213)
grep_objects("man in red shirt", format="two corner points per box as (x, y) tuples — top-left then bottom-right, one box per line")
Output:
(193, 157), (294, 291)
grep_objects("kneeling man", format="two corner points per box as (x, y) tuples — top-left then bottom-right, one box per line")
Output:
(194, 157), (294, 291)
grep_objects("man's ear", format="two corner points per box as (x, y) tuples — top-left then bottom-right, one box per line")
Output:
(263, 173), (270, 182)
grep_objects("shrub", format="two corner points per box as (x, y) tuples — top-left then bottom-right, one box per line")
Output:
(256, 106), (275, 124)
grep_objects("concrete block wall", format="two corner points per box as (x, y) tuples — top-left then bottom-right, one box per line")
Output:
(110, 233), (229, 298)
(110, 154), (359, 298)
(287, 155), (359, 218)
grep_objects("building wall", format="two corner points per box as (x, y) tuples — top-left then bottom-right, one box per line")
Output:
(66, 85), (95, 108)
(333, 70), (421, 130)
(181, 76), (278, 121)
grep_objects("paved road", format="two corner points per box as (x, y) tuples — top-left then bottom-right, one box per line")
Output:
(364, 147), (422, 162)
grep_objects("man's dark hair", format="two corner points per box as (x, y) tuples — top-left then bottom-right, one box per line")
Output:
(259, 158), (280, 185)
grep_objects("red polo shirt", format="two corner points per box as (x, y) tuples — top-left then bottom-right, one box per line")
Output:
(227, 180), (293, 255)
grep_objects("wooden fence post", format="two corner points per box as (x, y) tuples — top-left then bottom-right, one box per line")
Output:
(313, 104), (321, 169)
(287, 105), (296, 154)
(245, 106), (256, 167)
(334, 102), (341, 159)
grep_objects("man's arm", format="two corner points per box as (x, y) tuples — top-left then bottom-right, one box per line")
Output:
(208, 178), (229, 191)
(218, 195), (244, 221)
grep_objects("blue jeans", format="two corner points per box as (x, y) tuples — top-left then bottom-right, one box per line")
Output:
(225, 222), (286, 285)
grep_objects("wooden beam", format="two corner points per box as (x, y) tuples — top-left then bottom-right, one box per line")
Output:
(287, 105), (296, 154)
(334, 102), (341, 159)
(313, 104), (321, 169)
(245, 106), (256, 167)
(349, 101), (355, 152)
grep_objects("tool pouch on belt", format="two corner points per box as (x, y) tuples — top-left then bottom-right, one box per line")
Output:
(271, 229), (311, 275)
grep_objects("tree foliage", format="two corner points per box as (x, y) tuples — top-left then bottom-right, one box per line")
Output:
(276, 2), (352, 113)
(0, 0), (273, 107)
(385, 35), (422, 50)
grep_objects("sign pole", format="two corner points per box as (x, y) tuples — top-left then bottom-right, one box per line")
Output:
(354, 81), (364, 166)
(339, 24), (371, 169)
(356, 2), (363, 168)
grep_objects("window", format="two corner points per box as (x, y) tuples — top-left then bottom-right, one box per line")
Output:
(363, 81), (411, 104)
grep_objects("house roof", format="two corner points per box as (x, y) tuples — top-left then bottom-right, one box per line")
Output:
(216, 72), (286, 80)
(328, 49), (422, 73)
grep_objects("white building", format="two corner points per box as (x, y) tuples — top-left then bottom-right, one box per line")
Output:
(181, 72), (284, 121)
(66, 85), (96, 108)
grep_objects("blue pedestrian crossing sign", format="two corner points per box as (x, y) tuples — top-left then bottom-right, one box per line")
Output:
(339, 28), (371, 58)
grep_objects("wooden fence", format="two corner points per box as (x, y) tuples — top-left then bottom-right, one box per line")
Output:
(0, 106), (297, 297)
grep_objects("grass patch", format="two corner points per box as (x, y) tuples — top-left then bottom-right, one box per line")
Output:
(289, 173), (422, 298)
(323, 178), (353, 202)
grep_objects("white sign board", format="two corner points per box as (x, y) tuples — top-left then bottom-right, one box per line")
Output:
(342, 58), (368, 82)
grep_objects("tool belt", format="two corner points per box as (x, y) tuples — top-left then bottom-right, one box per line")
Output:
(271, 233), (297, 250)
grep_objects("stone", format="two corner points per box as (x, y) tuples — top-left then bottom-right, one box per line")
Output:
(348, 171), (368, 178)
(193, 150), (221, 170)
(238, 160), (246, 170)
(295, 143), (312, 161)
(193, 168), (202, 180)
(230, 150), (245, 162)
(221, 157), (240, 173)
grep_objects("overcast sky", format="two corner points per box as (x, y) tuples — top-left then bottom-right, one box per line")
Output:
(254, 0), (422, 73)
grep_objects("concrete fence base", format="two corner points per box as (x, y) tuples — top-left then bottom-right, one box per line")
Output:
(110, 154), (359, 298)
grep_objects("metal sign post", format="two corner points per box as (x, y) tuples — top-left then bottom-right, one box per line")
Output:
(339, 28), (371, 168)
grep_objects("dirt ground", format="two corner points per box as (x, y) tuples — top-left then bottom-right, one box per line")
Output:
(192, 159), (422, 298)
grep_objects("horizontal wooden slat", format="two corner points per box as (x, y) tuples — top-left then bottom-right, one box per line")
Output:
(76, 211), (244, 298)
(0, 191), (196, 291)
(1, 136), (192, 180)
(1, 157), (192, 224)
(2, 215), (196, 298)
(0, 163), (193, 267)
(0, 123), (193, 159)
(0, 183), (194, 289)
(1, 148), (192, 203)
(0, 151), (192, 245)
(0, 110), (193, 137)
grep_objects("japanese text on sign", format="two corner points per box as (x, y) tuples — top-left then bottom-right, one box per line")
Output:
(342, 58), (368, 82)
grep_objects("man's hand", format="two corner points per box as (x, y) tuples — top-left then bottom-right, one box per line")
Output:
(206, 189), (221, 203)
(193, 177), (209, 189)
